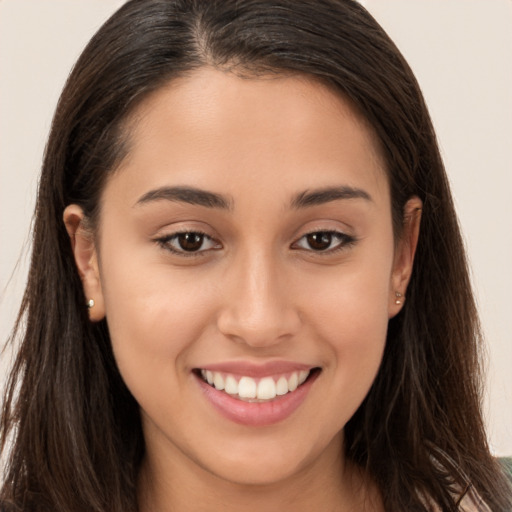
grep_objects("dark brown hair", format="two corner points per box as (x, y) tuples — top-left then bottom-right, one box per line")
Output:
(1, 1), (511, 510)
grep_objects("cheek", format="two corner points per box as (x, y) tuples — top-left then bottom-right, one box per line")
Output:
(311, 278), (389, 371)
(298, 254), (392, 404)
(98, 253), (218, 395)
(313, 304), (387, 434)
(300, 247), (393, 336)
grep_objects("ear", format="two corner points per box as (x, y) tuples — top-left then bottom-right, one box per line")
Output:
(63, 205), (105, 322)
(388, 196), (422, 318)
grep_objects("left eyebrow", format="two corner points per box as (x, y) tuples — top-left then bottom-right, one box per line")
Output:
(291, 185), (373, 209)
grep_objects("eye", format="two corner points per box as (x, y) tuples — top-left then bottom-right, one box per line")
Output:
(156, 231), (221, 255)
(292, 230), (355, 252)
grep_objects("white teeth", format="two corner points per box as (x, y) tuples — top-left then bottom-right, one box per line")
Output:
(224, 375), (238, 395)
(213, 373), (225, 390)
(288, 372), (298, 392)
(200, 369), (311, 400)
(238, 376), (257, 398)
(276, 376), (289, 395)
(257, 377), (276, 400)
(298, 370), (309, 385)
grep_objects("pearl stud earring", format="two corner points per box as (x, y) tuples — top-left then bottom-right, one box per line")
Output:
(395, 291), (403, 305)
(87, 299), (95, 309)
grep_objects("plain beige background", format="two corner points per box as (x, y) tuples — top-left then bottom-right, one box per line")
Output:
(1, 0), (511, 455)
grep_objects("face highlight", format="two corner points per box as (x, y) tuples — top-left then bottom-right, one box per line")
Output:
(65, 68), (419, 498)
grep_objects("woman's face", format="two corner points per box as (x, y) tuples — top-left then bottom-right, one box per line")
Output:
(67, 68), (418, 487)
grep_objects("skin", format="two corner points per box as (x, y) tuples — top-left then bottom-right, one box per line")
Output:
(65, 68), (421, 511)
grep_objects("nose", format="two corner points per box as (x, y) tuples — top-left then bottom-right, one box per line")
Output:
(216, 248), (301, 348)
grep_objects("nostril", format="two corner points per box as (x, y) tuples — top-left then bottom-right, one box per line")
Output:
(216, 308), (301, 348)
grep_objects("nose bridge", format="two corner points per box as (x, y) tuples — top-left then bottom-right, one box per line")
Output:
(217, 245), (299, 346)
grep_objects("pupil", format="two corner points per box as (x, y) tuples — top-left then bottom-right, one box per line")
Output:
(178, 233), (203, 251)
(307, 232), (332, 250)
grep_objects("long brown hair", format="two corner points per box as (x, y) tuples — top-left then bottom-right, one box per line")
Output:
(1, 1), (511, 510)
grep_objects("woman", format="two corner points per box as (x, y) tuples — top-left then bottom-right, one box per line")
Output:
(1, 0), (510, 510)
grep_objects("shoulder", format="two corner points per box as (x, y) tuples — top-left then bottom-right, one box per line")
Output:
(500, 457), (512, 479)
(424, 450), (508, 511)
(457, 484), (492, 512)
(456, 458), (512, 512)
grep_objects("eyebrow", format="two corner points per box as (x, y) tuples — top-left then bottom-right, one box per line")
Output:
(135, 184), (371, 211)
(291, 185), (373, 208)
(135, 186), (232, 210)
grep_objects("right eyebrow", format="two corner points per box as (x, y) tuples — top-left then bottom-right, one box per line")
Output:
(134, 185), (232, 210)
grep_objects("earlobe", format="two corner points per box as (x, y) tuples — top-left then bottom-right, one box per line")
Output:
(388, 196), (422, 318)
(63, 205), (106, 322)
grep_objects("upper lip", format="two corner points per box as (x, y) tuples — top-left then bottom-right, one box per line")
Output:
(195, 360), (317, 378)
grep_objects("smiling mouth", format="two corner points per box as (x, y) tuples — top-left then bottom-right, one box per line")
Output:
(195, 368), (320, 402)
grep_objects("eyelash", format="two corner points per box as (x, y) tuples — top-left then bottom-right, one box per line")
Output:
(155, 230), (221, 257)
(291, 230), (356, 254)
(155, 229), (356, 257)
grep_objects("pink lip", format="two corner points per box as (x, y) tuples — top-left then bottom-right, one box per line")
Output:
(195, 368), (319, 427)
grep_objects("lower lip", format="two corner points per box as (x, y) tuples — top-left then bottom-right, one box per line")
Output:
(195, 372), (318, 427)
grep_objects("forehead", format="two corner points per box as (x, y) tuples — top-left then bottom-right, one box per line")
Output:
(108, 67), (388, 208)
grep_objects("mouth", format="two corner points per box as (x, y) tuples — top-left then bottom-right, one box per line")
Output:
(193, 364), (321, 426)
(194, 367), (321, 402)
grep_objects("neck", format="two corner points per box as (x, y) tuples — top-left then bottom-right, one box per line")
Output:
(137, 435), (382, 512)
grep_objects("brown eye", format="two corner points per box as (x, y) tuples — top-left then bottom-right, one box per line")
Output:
(177, 232), (205, 252)
(292, 230), (355, 253)
(306, 232), (333, 251)
(157, 231), (221, 255)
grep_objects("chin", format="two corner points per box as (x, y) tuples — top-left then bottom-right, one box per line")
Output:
(194, 432), (337, 488)
(206, 457), (305, 487)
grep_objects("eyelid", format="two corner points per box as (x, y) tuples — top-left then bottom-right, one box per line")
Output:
(154, 229), (222, 256)
(291, 229), (357, 253)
